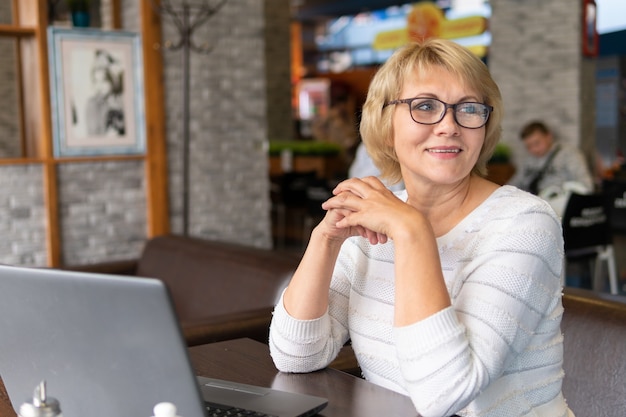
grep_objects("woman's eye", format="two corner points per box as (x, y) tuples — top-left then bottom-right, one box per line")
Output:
(412, 100), (437, 112)
(459, 104), (479, 114)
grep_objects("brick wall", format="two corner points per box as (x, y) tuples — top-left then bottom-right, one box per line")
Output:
(0, 165), (47, 266)
(156, 0), (273, 246)
(489, 0), (594, 172)
(57, 160), (147, 265)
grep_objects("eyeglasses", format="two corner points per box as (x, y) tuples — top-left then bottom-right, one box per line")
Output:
(384, 97), (493, 129)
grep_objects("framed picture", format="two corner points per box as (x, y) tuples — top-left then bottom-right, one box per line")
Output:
(47, 27), (146, 157)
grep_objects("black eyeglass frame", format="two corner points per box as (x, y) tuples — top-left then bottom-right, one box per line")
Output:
(384, 97), (494, 129)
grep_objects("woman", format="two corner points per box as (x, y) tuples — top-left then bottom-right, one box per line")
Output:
(269, 39), (572, 417)
(85, 50), (125, 137)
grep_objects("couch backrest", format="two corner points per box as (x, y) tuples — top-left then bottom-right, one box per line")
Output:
(561, 287), (626, 417)
(135, 235), (299, 322)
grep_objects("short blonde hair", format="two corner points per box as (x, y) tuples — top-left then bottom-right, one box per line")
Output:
(359, 39), (503, 184)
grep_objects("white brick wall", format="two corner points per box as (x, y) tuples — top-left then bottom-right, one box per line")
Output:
(0, 165), (47, 266)
(157, 0), (273, 247)
(489, 0), (591, 170)
(57, 160), (147, 265)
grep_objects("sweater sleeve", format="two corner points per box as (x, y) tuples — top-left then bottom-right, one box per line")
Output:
(269, 255), (353, 373)
(393, 199), (565, 417)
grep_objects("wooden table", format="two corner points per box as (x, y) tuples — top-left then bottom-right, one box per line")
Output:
(0, 338), (418, 417)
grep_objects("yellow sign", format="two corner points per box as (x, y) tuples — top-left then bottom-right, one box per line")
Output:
(438, 16), (488, 40)
(373, 2), (488, 55)
(373, 28), (408, 50)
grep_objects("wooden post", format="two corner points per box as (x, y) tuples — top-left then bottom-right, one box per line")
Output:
(141, 0), (170, 236)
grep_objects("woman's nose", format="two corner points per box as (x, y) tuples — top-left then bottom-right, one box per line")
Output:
(434, 108), (461, 135)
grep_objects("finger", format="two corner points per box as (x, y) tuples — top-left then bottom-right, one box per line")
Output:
(332, 178), (364, 197)
(359, 176), (387, 188)
(322, 191), (364, 212)
(356, 225), (368, 238)
(333, 176), (386, 198)
(364, 228), (379, 245)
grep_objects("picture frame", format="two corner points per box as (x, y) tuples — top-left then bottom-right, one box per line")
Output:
(47, 27), (146, 157)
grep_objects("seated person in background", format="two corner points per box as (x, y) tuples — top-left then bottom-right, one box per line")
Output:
(311, 82), (359, 169)
(270, 39), (572, 417)
(349, 141), (404, 191)
(508, 120), (593, 195)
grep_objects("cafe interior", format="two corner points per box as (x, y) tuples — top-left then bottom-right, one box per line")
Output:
(0, 1), (626, 416)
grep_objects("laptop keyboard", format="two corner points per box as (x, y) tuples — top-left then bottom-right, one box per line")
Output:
(205, 401), (278, 417)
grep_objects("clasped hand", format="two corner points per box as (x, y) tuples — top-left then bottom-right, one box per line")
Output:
(320, 176), (412, 245)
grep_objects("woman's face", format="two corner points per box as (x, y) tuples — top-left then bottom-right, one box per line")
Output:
(92, 68), (112, 96)
(391, 67), (486, 188)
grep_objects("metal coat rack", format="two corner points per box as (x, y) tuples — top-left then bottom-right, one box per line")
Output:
(150, 0), (228, 236)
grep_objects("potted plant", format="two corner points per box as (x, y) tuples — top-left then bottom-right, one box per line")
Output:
(487, 142), (515, 185)
(66, 0), (91, 27)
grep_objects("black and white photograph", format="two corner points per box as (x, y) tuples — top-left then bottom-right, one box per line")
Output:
(48, 27), (145, 157)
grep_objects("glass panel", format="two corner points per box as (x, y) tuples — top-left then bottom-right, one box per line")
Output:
(0, 0), (13, 25)
(0, 38), (23, 158)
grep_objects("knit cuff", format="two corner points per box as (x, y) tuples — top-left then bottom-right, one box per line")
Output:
(273, 291), (331, 343)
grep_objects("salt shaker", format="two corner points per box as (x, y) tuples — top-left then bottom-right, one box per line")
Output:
(152, 402), (181, 417)
(18, 381), (62, 417)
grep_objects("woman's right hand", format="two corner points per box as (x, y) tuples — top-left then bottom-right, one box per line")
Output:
(317, 177), (396, 246)
(318, 205), (389, 246)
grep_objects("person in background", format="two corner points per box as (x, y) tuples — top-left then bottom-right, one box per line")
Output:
(311, 81), (359, 169)
(508, 120), (593, 195)
(269, 39), (572, 417)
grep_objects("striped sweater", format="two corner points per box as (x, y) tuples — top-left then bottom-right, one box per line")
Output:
(269, 186), (574, 417)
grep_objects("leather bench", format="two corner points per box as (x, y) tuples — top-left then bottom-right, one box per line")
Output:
(65, 234), (300, 347)
(560, 287), (626, 417)
(65, 234), (361, 374)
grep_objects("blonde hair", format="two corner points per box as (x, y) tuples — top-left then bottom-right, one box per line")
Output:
(359, 39), (503, 184)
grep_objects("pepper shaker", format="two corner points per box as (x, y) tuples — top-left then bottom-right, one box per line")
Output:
(18, 381), (62, 417)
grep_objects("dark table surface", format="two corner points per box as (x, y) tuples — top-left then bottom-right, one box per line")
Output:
(0, 338), (418, 417)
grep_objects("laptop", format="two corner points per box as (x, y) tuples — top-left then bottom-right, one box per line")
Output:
(0, 265), (327, 417)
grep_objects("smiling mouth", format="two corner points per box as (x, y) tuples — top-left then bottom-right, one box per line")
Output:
(427, 149), (461, 153)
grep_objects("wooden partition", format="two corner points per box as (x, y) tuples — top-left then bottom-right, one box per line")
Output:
(0, 0), (168, 266)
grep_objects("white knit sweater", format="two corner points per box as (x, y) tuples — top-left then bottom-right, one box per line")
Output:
(269, 186), (574, 417)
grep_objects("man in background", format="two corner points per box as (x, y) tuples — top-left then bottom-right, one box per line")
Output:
(508, 120), (593, 195)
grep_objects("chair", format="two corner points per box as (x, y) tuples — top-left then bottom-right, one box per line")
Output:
(562, 192), (619, 294)
(302, 177), (333, 248)
(603, 179), (626, 234)
(270, 171), (319, 249)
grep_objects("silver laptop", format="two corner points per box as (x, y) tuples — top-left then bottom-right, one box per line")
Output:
(0, 265), (327, 417)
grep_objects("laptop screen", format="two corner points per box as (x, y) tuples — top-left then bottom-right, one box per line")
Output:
(0, 265), (207, 417)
